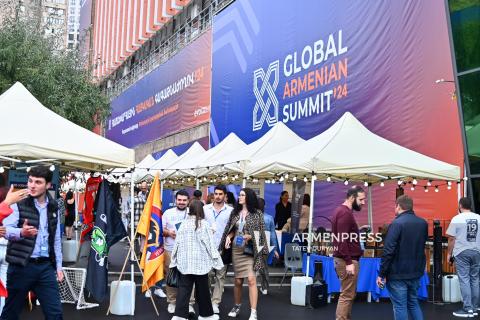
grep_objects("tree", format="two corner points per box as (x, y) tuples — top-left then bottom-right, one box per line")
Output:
(0, 18), (110, 130)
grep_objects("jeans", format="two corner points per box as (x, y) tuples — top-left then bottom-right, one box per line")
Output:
(386, 278), (423, 320)
(0, 262), (62, 320)
(455, 249), (480, 311)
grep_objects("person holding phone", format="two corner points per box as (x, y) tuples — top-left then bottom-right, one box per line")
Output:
(219, 188), (268, 320)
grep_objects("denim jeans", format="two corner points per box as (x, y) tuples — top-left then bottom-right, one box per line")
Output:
(386, 278), (423, 320)
(455, 249), (480, 311)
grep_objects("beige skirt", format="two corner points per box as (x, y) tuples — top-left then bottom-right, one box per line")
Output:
(232, 245), (255, 278)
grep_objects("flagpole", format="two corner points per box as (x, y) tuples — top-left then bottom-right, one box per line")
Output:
(130, 168), (135, 315)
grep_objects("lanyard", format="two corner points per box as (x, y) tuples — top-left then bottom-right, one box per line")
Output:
(213, 205), (225, 220)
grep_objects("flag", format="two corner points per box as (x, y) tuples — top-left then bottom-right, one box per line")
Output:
(80, 175), (103, 243)
(137, 175), (164, 292)
(86, 180), (127, 302)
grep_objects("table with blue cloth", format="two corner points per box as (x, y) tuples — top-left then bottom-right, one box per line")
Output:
(302, 254), (429, 301)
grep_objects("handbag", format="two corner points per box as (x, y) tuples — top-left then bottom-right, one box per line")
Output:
(166, 267), (180, 288)
(221, 246), (232, 265)
(243, 242), (254, 256)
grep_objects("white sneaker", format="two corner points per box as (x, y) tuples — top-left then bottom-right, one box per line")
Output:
(261, 289), (268, 295)
(154, 288), (166, 298)
(248, 312), (257, 320)
(171, 317), (188, 320)
(145, 290), (152, 298)
(167, 303), (176, 314)
(198, 315), (220, 320)
(228, 305), (241, 317)
(189, 304), (196, 316)
(212, 303), (220, 314)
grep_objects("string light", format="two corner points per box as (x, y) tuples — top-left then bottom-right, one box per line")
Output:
(424, 186), (428, 193)
(279, 176), (285, 182)
(344, 179), (349, 186)
(326, 175), (331, 182)
(447, 181), (452, 186)
(427, 180), (432, 186)
(380, 181), (385, 187)
(312, 174), (317, 181)
(303, 176), (308, 182)
(26, 166), (31, 172)
(0, 167), (4, 173)
(435, 186), (439, 193)
(397, 180), (403, 185)
(410, 186), (415, 191)
(363, 181), (368, 187)
(285, 173), (289, 179)
(265, 179), (270, 184)
(447, 185), (452, 190)
(293, 176), (297, 182)
(412, 178), (418, 185)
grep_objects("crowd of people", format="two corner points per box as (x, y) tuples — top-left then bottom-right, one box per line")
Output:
(0, 170), (477, 320)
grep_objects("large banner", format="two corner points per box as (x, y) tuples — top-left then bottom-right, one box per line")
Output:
(211, 0), (463, 228)
(106, 30), (212, 148)
(79, 0), (92, 62)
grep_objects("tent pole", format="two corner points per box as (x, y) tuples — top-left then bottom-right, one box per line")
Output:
(305, 178), (316, 278)
(74, 177), (78, 242)
(130, 169), (135, 315)
(458, 181), (462, 201)
(367, 186), (373, 229)
(242, 178), (246, 188)
(196, 178), (200, 190)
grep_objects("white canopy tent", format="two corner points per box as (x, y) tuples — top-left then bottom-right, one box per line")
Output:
(161, 142), (207, 185)
(246, 112), (460, 182)
(201, 122), (305, 185)
(168, 133), (247, 179)
(0, 82), (137, 314)
(0, 82), (135, 170)
(245, 112), (461, 277)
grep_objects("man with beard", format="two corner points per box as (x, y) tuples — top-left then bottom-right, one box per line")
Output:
(1, 166), (64, 320)
(162, 189), (195, 315)
(204, 185), (233, 313)
(332, 186), (366, 320)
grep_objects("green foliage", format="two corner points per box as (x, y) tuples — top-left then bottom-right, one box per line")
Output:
(0, 19), (110, 130)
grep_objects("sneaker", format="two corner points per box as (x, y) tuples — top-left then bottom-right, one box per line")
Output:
(171, 317), (188, 320)
(198, 315), (220, 320)
(212, 303), (220, 314)
(167, 303), (176, 314)
(248, 312), (257, 320)
(228, 305), (241, 318)
(145, 290), (152, 298)
(189, 304), (196, 316)
(154, 288), (166, 298)
(260, 289), (268, 295)
(473, 310), (479, 316)
(453, 309), (474, 318)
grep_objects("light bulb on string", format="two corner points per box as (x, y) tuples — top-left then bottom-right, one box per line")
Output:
(303, 176), (308, 182)
(397, 180), (403, 185)
(447, 181), (452, 186)
(344, 179), (349, 186)
(49, 165), (55, 171)
(312, 174), (317, 181)
(410, 186), (415, 191)
(435, 186), (439, 193)
(427, 180), (432, 186)
(380, 181), (385, 187)
(26, 166), (31, 172)
(326, 175), (331, 182)
(279, 176), (284, 182)
(363, 181), (368, 187)
(293, 176), (297, 182)
(424, 186), (428, 193)
(285, 173), (289, 179)
(0, 167), (4, 173)
(412, 179), (418, 185)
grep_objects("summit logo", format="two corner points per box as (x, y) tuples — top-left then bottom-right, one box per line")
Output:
(252, 60), (280, 131)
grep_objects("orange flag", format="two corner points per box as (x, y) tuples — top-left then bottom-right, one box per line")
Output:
(137, 175), (164, 292)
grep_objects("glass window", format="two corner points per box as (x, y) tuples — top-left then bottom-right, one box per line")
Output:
(472, 177), (480, 212)
(449, 0), (480, 72)
(460, 71), (480, 174)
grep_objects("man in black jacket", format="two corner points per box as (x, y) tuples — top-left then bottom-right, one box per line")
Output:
(377, 195), (428, 320)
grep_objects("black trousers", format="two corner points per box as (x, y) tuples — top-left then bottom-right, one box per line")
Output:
(0, 261), (63, 320)
(174, 272), (213, 318)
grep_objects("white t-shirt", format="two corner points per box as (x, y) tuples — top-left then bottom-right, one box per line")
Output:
(446, 211), (480, 257)
(162, 207), (188, 252)
(204, 203), (233, 249)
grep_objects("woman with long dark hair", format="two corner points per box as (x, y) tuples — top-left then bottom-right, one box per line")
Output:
(274, 191), (291, 230)
(170, 200), (223, 320)
(219, 188), (268, 320)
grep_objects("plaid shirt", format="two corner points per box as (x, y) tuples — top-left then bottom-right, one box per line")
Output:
(170, 216), (224, 275)
(133, 195), (146, 229)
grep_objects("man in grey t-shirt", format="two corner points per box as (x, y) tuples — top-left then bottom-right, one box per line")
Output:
(446, 197), (480, 318)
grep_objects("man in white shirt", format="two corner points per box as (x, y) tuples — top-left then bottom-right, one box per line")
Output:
(447, 197), (480, 318)
(204, 185), (233, 314)
(162, 189), (195, 315)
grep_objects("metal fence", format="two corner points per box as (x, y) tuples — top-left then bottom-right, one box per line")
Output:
(104, 0), (234, 100)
